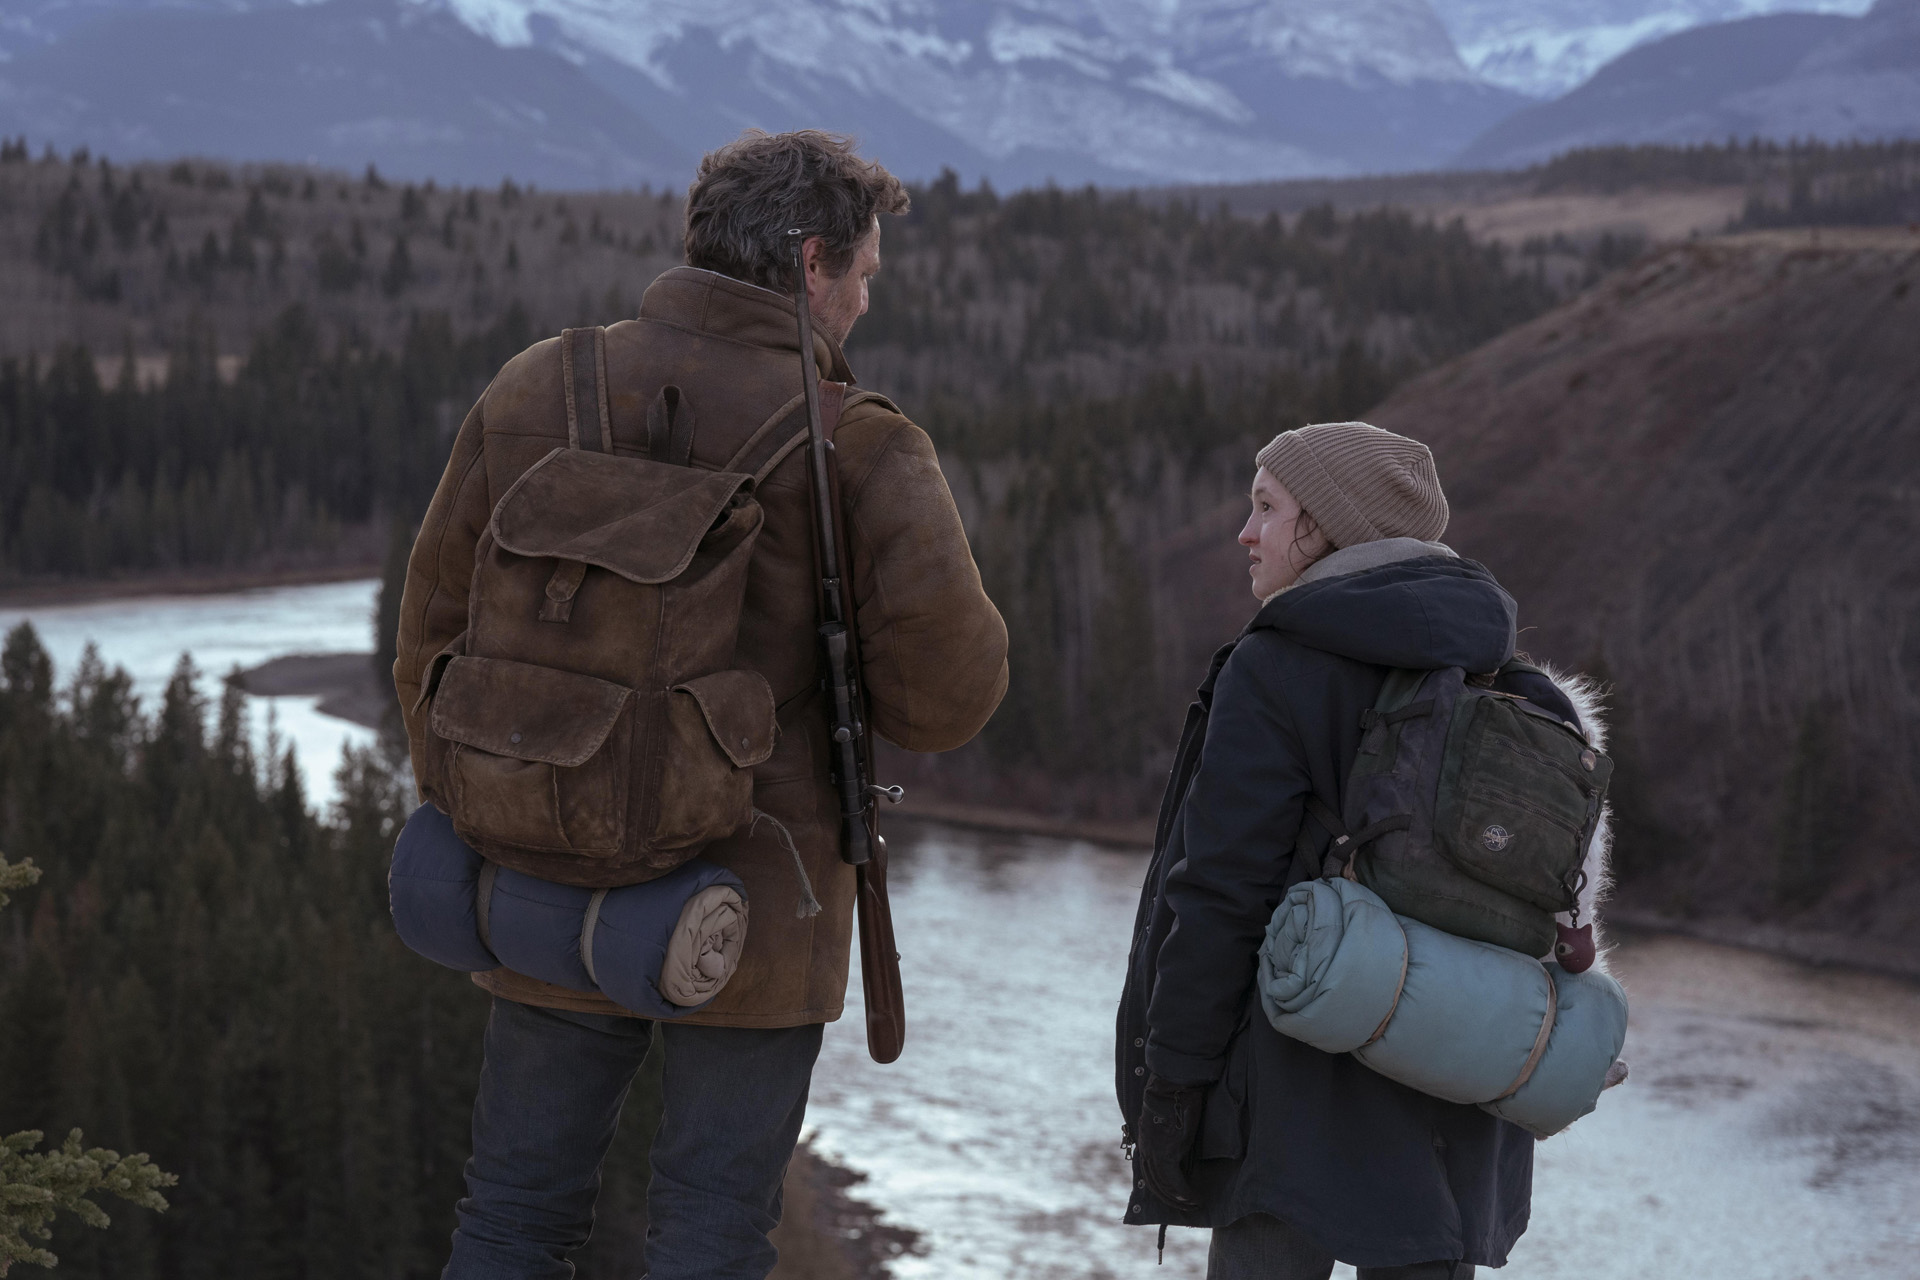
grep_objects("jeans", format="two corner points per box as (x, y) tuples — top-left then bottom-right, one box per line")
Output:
(1209, 1213), (1476, 1280)
(443, 997), (824, 1280)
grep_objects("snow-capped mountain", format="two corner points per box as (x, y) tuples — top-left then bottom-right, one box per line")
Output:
(0, 0), (1525, 187)
(1427, 0), (1875, 99)
(1456, 0), (1920, 167)
(493, 0), (1526, 184)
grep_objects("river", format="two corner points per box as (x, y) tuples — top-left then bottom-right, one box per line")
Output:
(0, 579), (382, 807)
(4, 580), (1916, 1277)
(840, 824), (1920, 1279)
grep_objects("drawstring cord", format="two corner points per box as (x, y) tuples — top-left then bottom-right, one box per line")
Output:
(751, 808), (822, 919)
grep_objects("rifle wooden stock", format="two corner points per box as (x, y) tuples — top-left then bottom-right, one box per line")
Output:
(857, 842), (906, 1063)
(824, 425), (907, 1064)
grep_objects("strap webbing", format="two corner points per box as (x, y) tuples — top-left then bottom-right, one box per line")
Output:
(723, 392), (805, 473)
(1361, 936), (1411, 1048)
(475, 862), (499, 956)
(1309, 800), (1412, 878)
(560, 326), (609, 453)
(1305, 796), (1348, 842)
(1361, 699), (1437, 731)
(1494, 967), (1560, 1099)
(578, 888), (608, 986)
(742, 380), (861, 485)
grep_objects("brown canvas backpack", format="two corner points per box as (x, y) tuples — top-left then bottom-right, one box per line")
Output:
(416, 326), (820, 888)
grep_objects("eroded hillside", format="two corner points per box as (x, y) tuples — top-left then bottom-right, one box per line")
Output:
(1373, 228), (1920, 942)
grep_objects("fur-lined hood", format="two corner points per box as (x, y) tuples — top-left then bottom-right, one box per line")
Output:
(1540, 659), (1614, 973)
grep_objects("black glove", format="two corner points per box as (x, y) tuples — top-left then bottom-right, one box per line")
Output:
(1135, 1073), (1206, 1212)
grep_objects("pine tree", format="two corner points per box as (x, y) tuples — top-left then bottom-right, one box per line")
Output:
(0, 853), (175, 1276)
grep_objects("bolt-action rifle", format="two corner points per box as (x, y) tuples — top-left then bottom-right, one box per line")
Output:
(787, 228), (907, 1065)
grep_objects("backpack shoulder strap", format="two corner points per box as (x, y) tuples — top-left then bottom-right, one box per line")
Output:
(559, 326), (610, 453)
(1366, 667), (1436, 722)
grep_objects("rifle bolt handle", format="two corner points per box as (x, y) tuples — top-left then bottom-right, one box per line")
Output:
(868, 784), (906, 805)
(833, 726), (853, 743)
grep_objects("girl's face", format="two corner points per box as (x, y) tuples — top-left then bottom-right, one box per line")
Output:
(1239, 469), (1326, 598)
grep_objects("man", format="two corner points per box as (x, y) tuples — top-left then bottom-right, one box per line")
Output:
(392, 130), (1008, 1280)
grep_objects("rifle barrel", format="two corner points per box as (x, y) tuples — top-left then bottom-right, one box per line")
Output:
(788, 229), (874, 867)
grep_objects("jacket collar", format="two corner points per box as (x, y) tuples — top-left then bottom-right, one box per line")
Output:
(639, 266), (856, 384)
(1292, 537), (1456, 591)
(1259, 537), (1457, 605)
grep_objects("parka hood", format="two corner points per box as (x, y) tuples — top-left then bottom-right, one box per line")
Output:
(1250, 549), (1517, 673)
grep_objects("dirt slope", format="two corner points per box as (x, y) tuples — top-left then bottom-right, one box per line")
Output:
(1366, 227), (1920, 944)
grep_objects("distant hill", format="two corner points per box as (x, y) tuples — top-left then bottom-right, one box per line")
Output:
(1152, 226), (1920, 946)
(1371, 228), (1920, 943)
(1458, 0), (1920, 169)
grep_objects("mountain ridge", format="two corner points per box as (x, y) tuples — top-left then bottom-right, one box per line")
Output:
(0, 0), (1524, 187)
(1458, 0), (1920, 168)
(0, 0), (691, 189)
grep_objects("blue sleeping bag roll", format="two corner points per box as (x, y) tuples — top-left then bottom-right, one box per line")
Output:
(389, 803), (749, 1019)
(1258, 876), (1627, 1138)
(389, 802), (498, 972)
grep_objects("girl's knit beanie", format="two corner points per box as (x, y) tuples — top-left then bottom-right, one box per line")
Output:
(1256, 421), (1450, 550)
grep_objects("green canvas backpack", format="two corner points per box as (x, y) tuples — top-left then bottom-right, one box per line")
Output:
(1308, 660), (1613, 958)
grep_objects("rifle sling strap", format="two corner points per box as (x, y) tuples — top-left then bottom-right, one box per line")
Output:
(743, 380), (868, 485)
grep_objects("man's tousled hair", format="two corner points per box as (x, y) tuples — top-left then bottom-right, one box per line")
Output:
(684, 130), (909, 292)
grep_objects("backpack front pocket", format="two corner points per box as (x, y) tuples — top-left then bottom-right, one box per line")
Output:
(649, 669), (778, 850)
(1437, 697), (1608, 913)
(429, 656), (633, 857)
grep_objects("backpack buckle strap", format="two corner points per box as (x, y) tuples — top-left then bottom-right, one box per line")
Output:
(1318, 812), (1413, 879)
(1305, 797), (1353, 878)
(538, 560), (588, 623)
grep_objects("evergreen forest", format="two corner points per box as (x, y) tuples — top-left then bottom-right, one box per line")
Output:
(1, 154), (1612, 800)
(0, 627), (659, 1277)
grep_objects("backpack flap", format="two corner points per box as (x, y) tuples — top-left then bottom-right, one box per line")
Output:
(490, 449), (759, 584)
(673, 670), (778, 768)
(428, 655), (635, 860)
(430, 656), (629, 765)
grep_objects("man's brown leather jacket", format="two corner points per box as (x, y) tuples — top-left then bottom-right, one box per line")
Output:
(393, 266), (1008, 1026)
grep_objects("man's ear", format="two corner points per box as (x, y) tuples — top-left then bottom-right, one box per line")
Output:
(802, 235), (832, 280)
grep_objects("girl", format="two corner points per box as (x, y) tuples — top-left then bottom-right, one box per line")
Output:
(1117, 422), (1580, 1278)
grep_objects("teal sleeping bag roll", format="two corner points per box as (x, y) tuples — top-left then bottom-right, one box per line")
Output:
(1257, 877), (1627, 1137)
